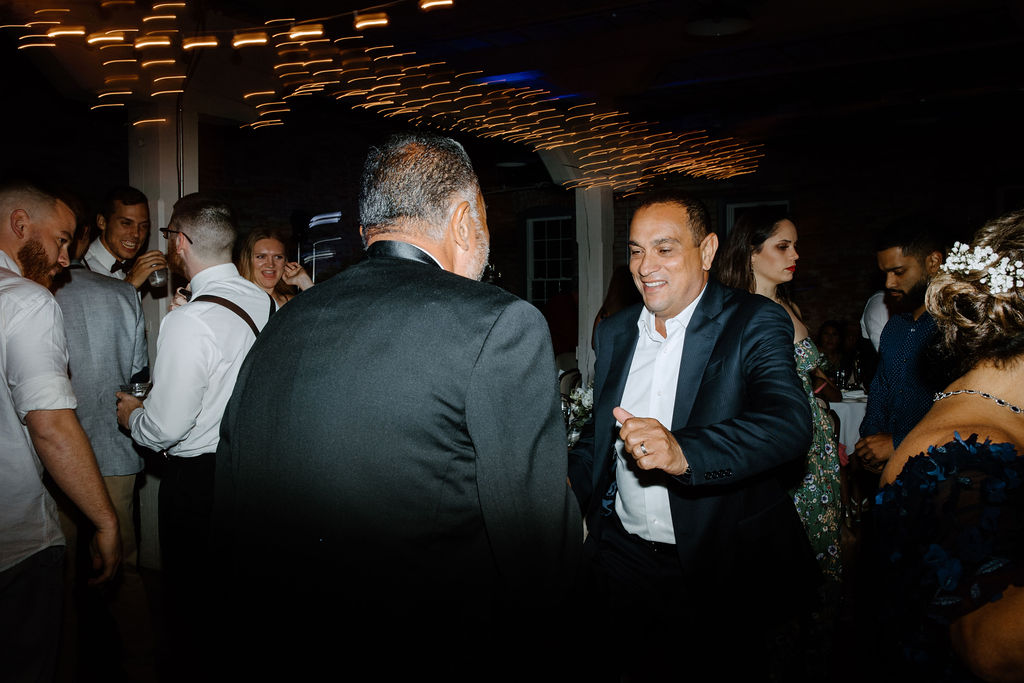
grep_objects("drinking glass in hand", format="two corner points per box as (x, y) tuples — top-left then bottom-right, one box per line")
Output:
(148, 267), (168, 288)
(120, 383), (152, 398)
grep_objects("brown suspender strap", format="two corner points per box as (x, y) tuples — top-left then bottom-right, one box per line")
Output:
(191, 294), (261, 337)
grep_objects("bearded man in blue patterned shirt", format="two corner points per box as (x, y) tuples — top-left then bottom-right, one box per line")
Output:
(854, 219), (948, 472)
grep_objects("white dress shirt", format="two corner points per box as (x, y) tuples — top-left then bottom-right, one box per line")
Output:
(615, 285), (706, 544)
(0, 251), (76, 570)
(860, 289), (890, 351)
(84, 239), (126, 281)
(128, 263), (271, 457)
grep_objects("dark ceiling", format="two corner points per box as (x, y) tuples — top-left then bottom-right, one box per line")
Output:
(3, 0), (1023, 186)
(202, 0), (1024, 142)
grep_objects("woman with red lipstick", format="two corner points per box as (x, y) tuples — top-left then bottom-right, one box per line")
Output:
(715, 204), (844, 672)
(237, 228), (314, 308)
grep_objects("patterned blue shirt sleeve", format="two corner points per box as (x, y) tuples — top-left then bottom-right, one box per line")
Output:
(860, 327), (891, 439)
(858, 312), (941, 446)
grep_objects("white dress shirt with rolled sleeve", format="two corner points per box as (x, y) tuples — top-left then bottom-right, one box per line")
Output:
(614, 285), (706, 544)
(128, 263), (271, 458)
(0, 251), (77, 571)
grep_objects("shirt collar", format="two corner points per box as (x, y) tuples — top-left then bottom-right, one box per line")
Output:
(189, 262), (240, 294)
(0, 250), (21, 276)
(85, 238), (118, 271)
(637, 282), (707, 341)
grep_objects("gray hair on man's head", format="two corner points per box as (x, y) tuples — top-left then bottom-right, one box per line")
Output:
(168, 193), (237, 261)
(358, 131), (481, 244)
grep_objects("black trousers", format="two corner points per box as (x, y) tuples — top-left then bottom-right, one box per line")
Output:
(158, 452), (217, 675)
(0, 546), (64, 683)
(579, 514), (775, 682)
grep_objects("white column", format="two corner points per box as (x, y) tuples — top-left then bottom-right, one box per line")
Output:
(538, 149), (616, 384)
(128, 97), (198, 570)
(573, 186), (615, 382)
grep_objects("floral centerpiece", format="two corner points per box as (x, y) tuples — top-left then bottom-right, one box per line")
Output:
(563, 382), (593, 448)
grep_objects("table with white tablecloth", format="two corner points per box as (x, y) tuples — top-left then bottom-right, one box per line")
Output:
(830, 392), (868, 451)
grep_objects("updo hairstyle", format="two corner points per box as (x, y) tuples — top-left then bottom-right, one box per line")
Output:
(927, 209), (1024, 376)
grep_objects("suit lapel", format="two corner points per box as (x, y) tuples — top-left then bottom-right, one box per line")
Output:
(600, 324), (638, 427)
(592, 316), (640, 493)
(671, 280), (725, 430)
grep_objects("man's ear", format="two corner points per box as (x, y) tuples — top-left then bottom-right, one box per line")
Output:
(700, 232), (719, 271)
(925, 249), (943, 275)
(95, 213), (107, 234)
(174, 232), (190, 259)
(449, 200), (473, 251)
(8, 209), (28, 240)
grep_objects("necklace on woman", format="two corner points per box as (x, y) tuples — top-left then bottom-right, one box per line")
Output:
(933, 389), (1024, 415)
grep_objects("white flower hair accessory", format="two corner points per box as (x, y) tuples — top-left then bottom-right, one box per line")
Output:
(941, 241), (1024, 295)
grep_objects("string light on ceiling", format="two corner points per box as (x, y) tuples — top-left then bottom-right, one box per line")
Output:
(289, 23), (323, 40)
(87, 31), (126, 45)
(0, 0), (761, 189)
(354, 13), (389, 30)
(182, 35), (218, 49)
(232, 30), (269, 47)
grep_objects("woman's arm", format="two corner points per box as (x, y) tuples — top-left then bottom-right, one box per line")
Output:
(811, 367), (843, 403)
(951, 585), (1024, 682)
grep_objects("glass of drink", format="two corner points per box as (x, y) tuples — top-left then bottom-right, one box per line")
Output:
(120, 382), (152, 398)
(148, 267), (168, 288)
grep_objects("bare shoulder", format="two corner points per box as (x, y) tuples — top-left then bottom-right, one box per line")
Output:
(887, 412), (1021, 485)
(780, 301), (807, 341)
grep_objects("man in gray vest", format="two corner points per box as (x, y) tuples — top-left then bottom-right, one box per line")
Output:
(53, 204), (153, 678)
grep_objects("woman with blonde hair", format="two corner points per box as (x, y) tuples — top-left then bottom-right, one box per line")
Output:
(237, 228), (313, 308)
(871, 210), (1024, 682)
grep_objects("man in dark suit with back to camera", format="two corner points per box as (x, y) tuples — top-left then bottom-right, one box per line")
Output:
(569, 191), (818, 681)
(214, 132), (581, 674)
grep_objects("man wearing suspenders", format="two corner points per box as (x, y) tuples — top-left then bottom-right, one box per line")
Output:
(115, 194), (272, 676)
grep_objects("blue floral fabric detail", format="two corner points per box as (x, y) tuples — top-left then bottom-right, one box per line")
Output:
(868, 434), (1024, 680)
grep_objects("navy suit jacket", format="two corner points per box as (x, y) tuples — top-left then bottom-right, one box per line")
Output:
(569, 278), (818, 601)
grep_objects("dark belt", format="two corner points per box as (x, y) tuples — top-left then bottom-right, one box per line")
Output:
(611, 513), (677, 554)
(628, 534), (677, 555)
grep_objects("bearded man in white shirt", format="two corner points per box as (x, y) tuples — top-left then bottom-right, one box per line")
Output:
(0, 180), (121, 682)
(115, 194), (272, 675)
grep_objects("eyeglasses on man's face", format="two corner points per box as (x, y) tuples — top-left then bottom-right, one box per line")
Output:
(159, 227), (193, 245)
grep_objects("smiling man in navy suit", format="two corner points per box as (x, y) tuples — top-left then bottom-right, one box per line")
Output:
(569, 190), (818, 681)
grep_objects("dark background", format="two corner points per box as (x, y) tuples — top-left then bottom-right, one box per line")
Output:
(3, 0), (1023, 340)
